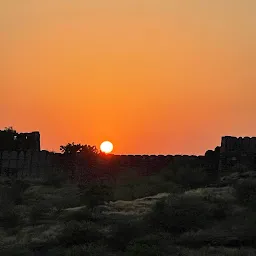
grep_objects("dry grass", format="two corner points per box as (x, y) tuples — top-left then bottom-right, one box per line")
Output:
(1, 170), (256, 255)
(104, 193), (170, 216)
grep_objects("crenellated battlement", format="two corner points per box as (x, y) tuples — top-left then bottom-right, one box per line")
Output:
(0, 130), (40, 152)
(1, 130), (255, 180)
(220, 136), (256, 153)
(219, 136), (256, 171)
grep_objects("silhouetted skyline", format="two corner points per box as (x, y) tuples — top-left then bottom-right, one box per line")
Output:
(1, 1), (256, 155)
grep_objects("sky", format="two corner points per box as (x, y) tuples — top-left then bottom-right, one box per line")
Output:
(1, 0), (256, 155)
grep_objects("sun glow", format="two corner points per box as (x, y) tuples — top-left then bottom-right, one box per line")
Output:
(100, 141), (113, 154)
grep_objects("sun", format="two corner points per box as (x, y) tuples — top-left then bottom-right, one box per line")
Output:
(100, 141), (113, 154)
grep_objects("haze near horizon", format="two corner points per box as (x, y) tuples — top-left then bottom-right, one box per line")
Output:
(1, 0), (256, 155)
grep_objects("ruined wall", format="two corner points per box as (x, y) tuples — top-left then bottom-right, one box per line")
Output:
(0, 131), (40, 152)
(0, 129), (220, 180)
(219, 136), (256, 171)
(0, 150), (59, 178)
(220, 136), (256, 153)
(0, 150), (210, 181)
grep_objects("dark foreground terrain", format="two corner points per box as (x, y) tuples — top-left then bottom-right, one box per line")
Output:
(1, 166), (256, 255)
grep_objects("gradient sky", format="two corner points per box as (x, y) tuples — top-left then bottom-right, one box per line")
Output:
(1, 0), (256, 155)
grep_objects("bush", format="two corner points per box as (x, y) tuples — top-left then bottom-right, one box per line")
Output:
(29, 201), (53, 225)
(124, 243), (164, 256)
(64, 244), (113, 256)
(231, 211), (256, 246)
(0, 246), (33, 256)
(145, 193), (228, 234)
(113, 172), (182, 201)
(173, 167), (213, 189)
(59, 207), (94, 222)
(177, 228), (241, 248)
(79, 182), (113, 209)
(57, 221), (103, 247)
(179, 246), (256, 256)
(109, 220), (146, 250)
(235, 179), (256, 208)
(43, 247), (66, 256)
(11, 180), (30, 204)
(0, 205), (22, 229)
(0, 180), (30, 206)
(23, 184), (81, 210)
(178, 210), (256, 248)
(124, 233), (176, 256)
(43, 171), (67, 188)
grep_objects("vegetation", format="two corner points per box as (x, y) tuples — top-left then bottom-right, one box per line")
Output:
(0, 154), (256, 255)
(60, 142), (98, 157)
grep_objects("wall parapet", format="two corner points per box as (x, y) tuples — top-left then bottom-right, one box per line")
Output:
(219, 136), (256, 170)
(0, 130), (40, 152)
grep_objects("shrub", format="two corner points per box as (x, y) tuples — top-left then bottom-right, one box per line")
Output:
(124, 233), (176, 256)
(145, 193), (228, 234)
(109, 220), (146, 250)
(179, 246), (256, 256)
(0, 205), (22, 229)
(57, 221), (103, 247)
(29, 201), (53, 225)
(113, 172), (182, 201)
(0, 246), (33, 256)
(23, 184), (81, 210)
(173, 167), (213, 189)
(43, 247), (66, 256)
(124, 243), (164, 256)
(10, 180), (30, 204)
(235, 179), (256, 208)
(79, 182), (113, 209)
(231, 211), (256, 246)
(59, 207), (94, 222)
(43, 171), (67, 188)
(0, 179), (30, 206)
(177, 228), (240, 248)
(64, 244), (113, 256)
(54, 197), (81, 212)
(178, 210), (256, 248)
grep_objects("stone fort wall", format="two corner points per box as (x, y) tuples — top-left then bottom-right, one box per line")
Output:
(0, 129), (234, 180)
(220, 136), (256, 153)
(219, 136), (256, 170)
(0, 130), (40, 152)
(0, 150), (60, 178)
(0, 149), (213, 181)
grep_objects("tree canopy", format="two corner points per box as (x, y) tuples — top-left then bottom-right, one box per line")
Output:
(60, 142), (98, 156)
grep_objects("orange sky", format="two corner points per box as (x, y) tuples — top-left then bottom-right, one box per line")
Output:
(1, 0), (256, 155)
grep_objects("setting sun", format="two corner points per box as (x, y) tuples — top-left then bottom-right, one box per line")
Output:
(100, 141), (113, 154)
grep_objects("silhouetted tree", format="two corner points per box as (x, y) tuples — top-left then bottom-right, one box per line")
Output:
(60, 142), (99, 181)
(60, 142), (82, 155)
(60, 142), (98, 156)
